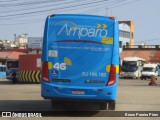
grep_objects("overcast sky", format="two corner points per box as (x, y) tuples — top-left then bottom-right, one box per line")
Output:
(0, 0), (160, 45)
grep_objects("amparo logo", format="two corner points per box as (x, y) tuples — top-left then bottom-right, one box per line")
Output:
(56, 21), (108, 39)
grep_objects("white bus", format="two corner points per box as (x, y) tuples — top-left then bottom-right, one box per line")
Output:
(121, 57), (145, 79)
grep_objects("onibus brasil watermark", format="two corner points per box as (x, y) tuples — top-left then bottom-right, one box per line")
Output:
(2, 112), (42, 118)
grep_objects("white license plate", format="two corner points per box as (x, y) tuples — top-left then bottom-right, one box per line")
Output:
(72, 90), (84, 95)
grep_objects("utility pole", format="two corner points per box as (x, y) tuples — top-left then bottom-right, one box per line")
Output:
(14, 34), (16, 41)
(106, 8), (108, 16)
(23, 33), (28, 48)
(14, 34), (17, 47)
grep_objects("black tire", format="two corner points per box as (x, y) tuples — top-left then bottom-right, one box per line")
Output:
(99, 102), (107, 110)
(108, 100), (115, 110)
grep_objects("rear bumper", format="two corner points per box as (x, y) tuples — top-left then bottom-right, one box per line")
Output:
(123, 74), (136, 78)
(41, 81), (118, 101)
(43, 97), (115, 103)
(141, 75), (156, 79)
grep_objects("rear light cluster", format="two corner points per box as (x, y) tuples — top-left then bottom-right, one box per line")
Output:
(107, 65), (116, 86)
(42, 62), (50, 82)
(50, 14), (55, 17)
(109, 17), (115, 20)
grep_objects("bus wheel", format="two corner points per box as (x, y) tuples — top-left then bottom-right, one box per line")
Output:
(99, 102), (107, 110)
(108, 100), (115, 110)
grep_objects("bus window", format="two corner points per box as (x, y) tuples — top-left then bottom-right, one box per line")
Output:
(6, 60), (19, 69)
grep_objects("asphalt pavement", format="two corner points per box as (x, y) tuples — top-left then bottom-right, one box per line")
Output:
(0, 77), (160, 118)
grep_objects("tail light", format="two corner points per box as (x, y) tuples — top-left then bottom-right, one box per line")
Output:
(50, 14), (55, 17)
(109, 17), (115, 20)
(107, 65), (116, 86)
(42, 62), (50, 82)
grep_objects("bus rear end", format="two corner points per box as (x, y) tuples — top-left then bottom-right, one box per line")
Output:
(41, 14), (119, 110)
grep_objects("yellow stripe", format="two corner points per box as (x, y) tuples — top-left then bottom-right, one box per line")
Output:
(48, 62), (52, 70)
(22, 71), (25, 82)
(19, 70), (41, 83)
(106, 65), (119, 73)
(27, 71), (33, 82)
(36, 71), (40, 82)
(25, 71), (29, 82)
(116, 65), (119, 73)
(106, 65), (111, 72)
(32, 71), (36, 82)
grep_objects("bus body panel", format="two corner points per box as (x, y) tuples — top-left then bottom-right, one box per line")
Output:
(0, 65), (6, 78)
(41, 14), (119, 102)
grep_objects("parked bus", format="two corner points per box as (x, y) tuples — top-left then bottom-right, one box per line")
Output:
(41, 14), (119, 110)
(0, 65), (7, 78)
(6, 59), (19, 79)
(6, 59), (19, 69)
(121, 57), (145, 79)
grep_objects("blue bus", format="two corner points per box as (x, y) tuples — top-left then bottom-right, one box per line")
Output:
(0, 65), (6, 78)
(6, 60), (19, 80)
(41, 14), (119, 110)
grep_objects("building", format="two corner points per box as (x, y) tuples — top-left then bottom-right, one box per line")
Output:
(15, 35), (28, 48)
(119, 21), (134, 52)
(18, 37), (42, 83)
(1, 40), (12, 48)
(120, 46), (160, 63)
(28, 37), (42, 54)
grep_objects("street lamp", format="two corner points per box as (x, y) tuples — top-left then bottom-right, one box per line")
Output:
(14, 34), (16, 41)
(23, 33), (28, 48)
(23, 33), (28, 39)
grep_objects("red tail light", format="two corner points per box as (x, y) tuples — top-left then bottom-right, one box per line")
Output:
(42, 62), (50, 82)
(50, 14), (55, 17)
(109, 17), (115, 20)
(107, 65), (116, 86)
